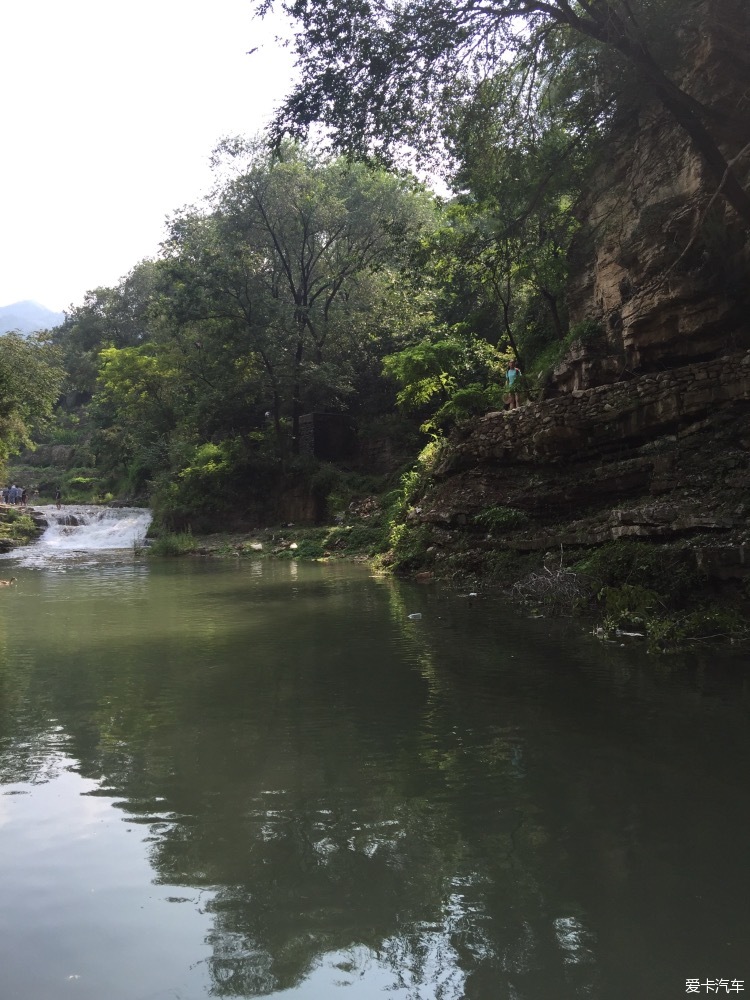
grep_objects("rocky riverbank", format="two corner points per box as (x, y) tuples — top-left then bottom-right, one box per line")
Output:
(375, 350), (750, 648)
(0, 505), (48, 552)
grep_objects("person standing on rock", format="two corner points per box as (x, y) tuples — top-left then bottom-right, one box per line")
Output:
(55, 488), (62, 510)
(505, 360), (522, 409)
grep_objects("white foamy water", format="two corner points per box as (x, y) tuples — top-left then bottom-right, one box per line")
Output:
(8, 505), (152, 568)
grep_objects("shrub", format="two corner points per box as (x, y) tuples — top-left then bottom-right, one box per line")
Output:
(430, 383), (503, 430)
(474, 505), (529, 532)
(148, 530), (198, 556)
(646, 607), (747, 651)
(568, 319), (604, 344)
(323, 524), (382, 555)
(601, 583), (662, 621)
(574, 541), (704, 606)
(388, 523), (432, 574)
(294, 537), (327, 559)
(0, 512), (39, 544)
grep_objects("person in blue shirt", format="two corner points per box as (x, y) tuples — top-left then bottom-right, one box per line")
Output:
(504, 360), (522, 409)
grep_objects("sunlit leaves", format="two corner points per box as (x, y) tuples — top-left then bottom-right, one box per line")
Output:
(0, 333), (64, 465)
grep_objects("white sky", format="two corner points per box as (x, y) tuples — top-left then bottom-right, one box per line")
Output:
(0, 0), (295, 312)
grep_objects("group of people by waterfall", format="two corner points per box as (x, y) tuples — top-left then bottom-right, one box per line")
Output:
(0, 486), (62, 508)
(2, 485), (28, 506)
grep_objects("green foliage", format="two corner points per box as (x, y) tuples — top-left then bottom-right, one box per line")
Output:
(292, 536), (328, 559)
(266, 0), (726, 222)
(147, 530), (198, 557)
(372, 434), (452, 565)
(384, 337), (473, 409)
(309, 463), (344, 503)
(598, 595), (747, 652)
(524, 319), (605, 383)
(0, 510), (39, 545)
(645, 607), (748, 651)
(525, 340), (564, 383)
(568, 319), (604, 344)
(474, 505), (529, 532)
(384, 467), (427, 538)
(0, 333), (64, 465)
(384, 328), (505, 432)
(47, 425), (81, 446)
(30, 0), (750, 546)
(150, 439), (250, 529)
(579, 541), (748, 651)
(598, 584), (662, 631)
(325, 475), (386, 521)
(387, 523), (432, 574)
(323, 523), (383, 555)
(163, 140), (434, 451)
(51, 139), (436, 509)
(575, 541), (704, 606)
(430, 383), (502, 430)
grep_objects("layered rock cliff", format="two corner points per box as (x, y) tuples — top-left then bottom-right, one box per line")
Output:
(553, 0), (750, 393)
(411, 352), (750, 581)
(402, 1), (750, 588)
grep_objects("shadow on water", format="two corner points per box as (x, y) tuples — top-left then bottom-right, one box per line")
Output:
(0, 555), (748, 999)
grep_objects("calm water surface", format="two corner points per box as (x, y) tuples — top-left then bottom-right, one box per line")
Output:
(0, 520), (748, 999)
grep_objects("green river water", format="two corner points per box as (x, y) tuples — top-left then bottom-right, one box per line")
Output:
(0, 509), (748, 999)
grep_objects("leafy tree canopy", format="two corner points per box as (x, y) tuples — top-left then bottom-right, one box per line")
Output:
(158, 139), (436, 453)
(0, 334), (64, 466)
(261, 0), (750, 225)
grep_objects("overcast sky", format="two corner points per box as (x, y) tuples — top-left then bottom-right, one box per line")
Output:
(0, 0), (294, 312)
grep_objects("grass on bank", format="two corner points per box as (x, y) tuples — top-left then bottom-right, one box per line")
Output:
(146, 530), (199, 556)
(144, 521), (386, 560)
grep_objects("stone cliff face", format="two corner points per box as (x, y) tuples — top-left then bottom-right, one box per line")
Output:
(409, 353), (750, 581)
(405, 4), (750, 584)
(555, 0), (750, 394)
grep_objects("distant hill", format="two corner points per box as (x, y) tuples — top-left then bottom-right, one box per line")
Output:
(0, 301), (65, 336)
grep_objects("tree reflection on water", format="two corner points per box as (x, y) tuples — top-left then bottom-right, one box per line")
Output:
(0, 565), (748, 998)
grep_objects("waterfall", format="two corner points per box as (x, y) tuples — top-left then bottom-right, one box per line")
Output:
(8, 505), (153, 568)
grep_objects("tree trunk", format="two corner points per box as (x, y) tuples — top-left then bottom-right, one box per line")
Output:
(272, 391), (285, 458)
(291, 336), (305, 455)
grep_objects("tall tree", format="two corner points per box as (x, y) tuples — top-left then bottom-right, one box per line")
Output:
(164, 140), (434, 452)
(261, 0), (750, 226)
(0, 334), (64, 466)
(52, 260), (161, 403)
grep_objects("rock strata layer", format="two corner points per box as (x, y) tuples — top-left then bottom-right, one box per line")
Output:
(410, 351), (750, 579)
